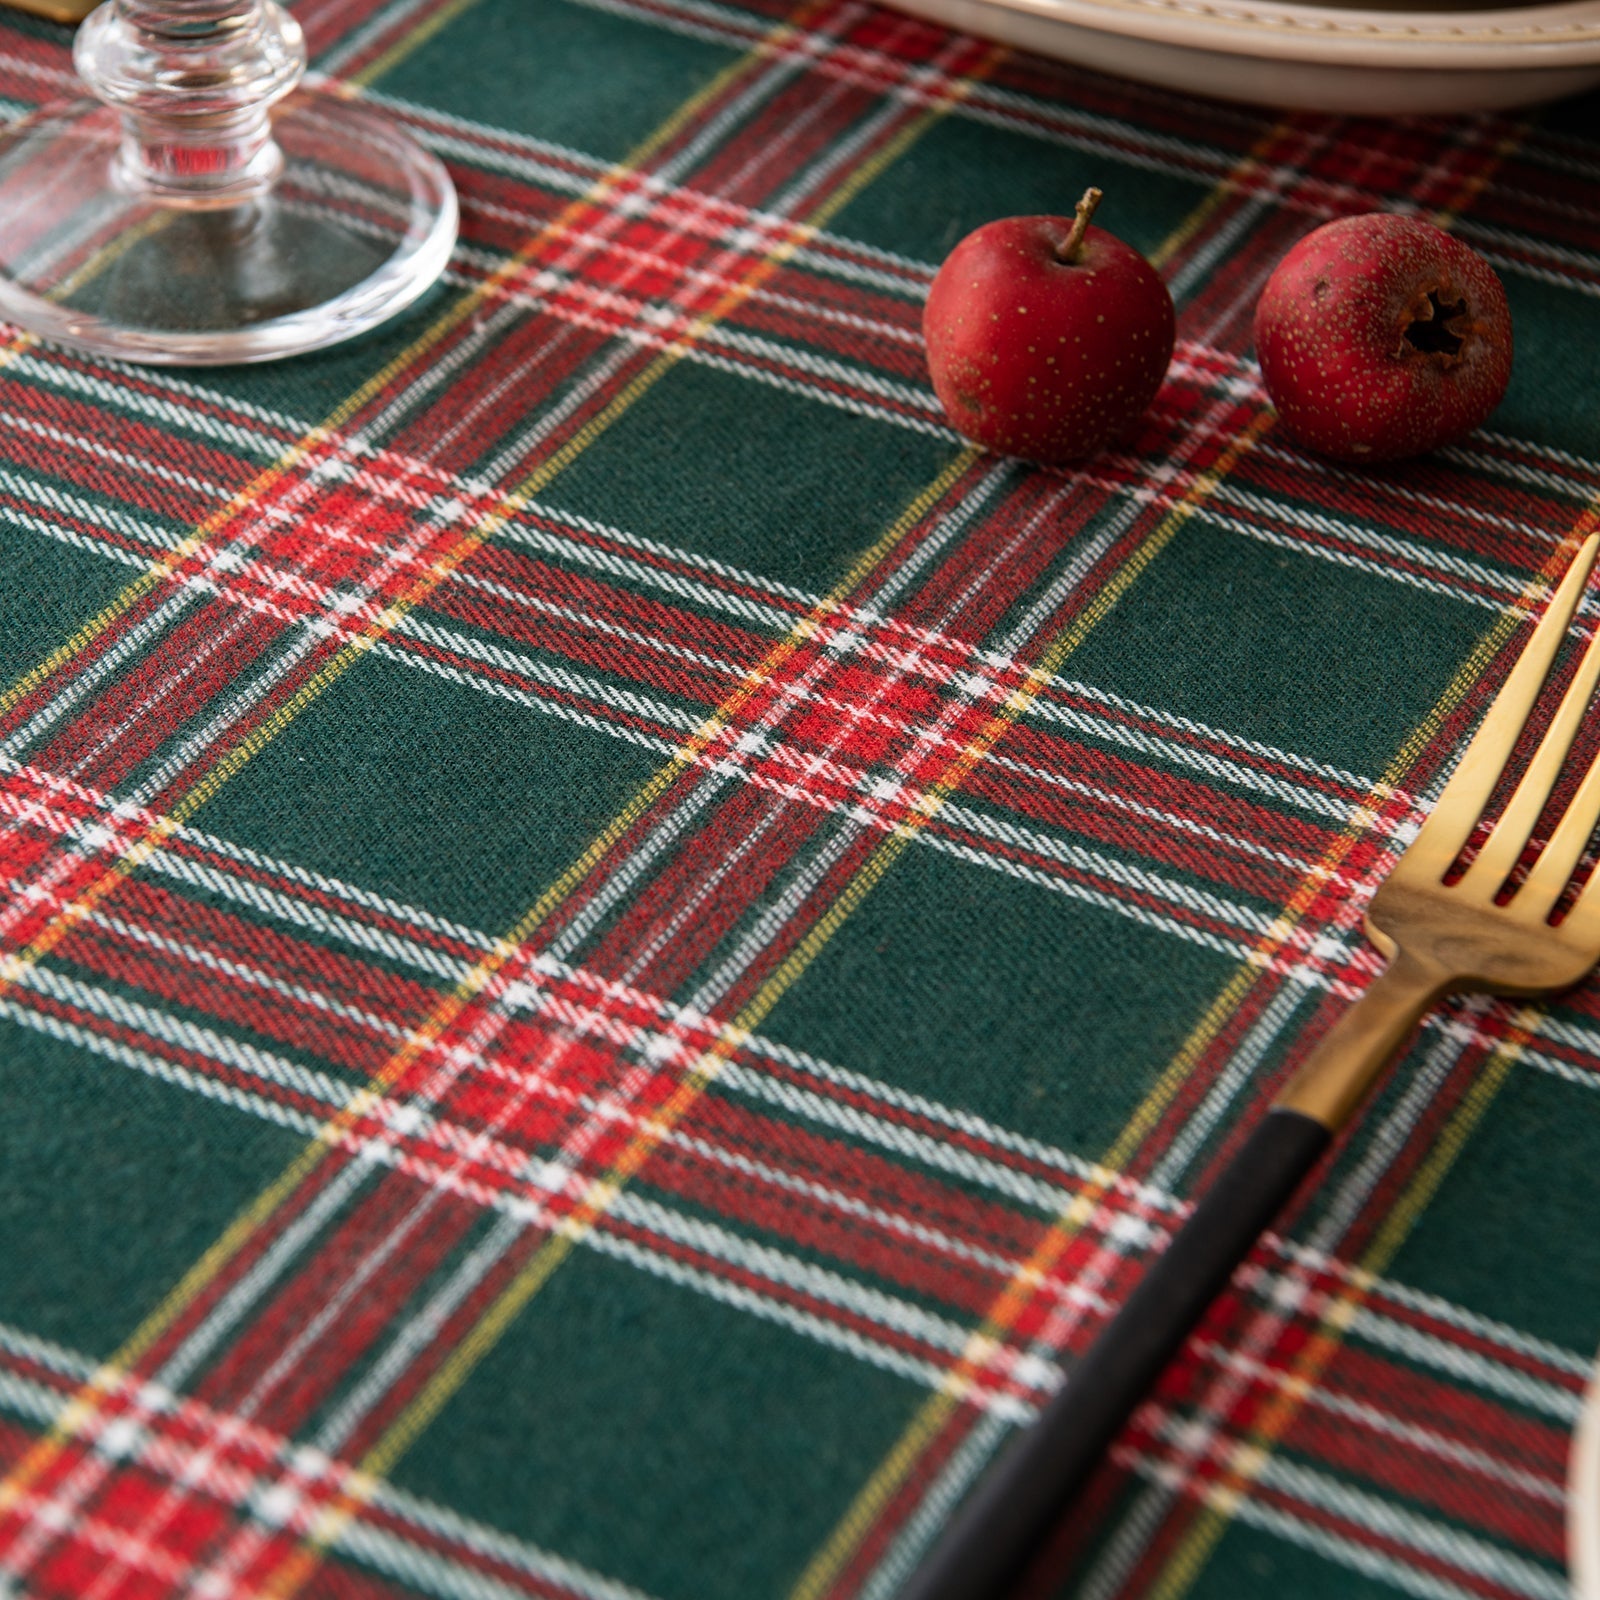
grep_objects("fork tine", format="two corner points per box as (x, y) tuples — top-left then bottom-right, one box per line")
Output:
(1460, 588), (1600, 898)
(1556, 829), (1600, 947)
(1518, 736), (1600, 921)
(1408, 534), (1600, 873)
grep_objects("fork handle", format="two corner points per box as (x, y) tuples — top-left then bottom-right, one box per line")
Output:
(1274, 950), (1448, 1130)
(898, 961), (1439, 1600)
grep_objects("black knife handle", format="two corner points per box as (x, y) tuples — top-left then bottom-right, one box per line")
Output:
(897, 1108), (1332, 1600)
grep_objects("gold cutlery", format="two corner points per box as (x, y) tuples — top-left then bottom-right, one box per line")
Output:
(905, 531), (1600, 1600)
(1, 0), (96, 22)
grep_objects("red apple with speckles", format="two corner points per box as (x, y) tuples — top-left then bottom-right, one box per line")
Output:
(922, 188), (1175, 465)
(1254, 212), (1513, 464)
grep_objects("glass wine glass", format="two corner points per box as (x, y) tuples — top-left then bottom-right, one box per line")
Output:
(0, 0), (458, 364)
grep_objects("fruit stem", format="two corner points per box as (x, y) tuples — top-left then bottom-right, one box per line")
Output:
(1054, 187), (1103, 265)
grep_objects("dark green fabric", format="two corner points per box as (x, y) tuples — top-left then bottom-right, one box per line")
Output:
(0, 5), (1596, 1600)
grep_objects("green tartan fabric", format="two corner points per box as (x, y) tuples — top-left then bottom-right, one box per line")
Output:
(1, 3), (1599, 1599)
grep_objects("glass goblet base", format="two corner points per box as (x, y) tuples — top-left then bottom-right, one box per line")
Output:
(0, 88), (458, 366)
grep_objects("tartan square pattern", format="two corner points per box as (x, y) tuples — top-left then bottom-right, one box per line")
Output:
(1063, 513), (1497, 775)
(376, 0), (744, 161)
(0, 1021), (307, 1359)
(0, 1), (1599, 1599)
(197, 651), (667, 935)
(1493, 272), (1600, 456)
(763, 844), (1238, 1155)
(827, 104), (1214, 263)
(1386, 1064), (1600, 1353)
(388, 1248), (923, 1599)
(549, 359), (963, 589)
(0, 525), (140, 687)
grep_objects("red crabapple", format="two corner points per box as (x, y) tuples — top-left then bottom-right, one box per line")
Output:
(1254, 212), (1513, 464)
(922, 188), (1175, 466)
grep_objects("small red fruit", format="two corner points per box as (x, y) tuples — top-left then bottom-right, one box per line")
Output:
(923, 188), (1175, 465)
(1254, 212), (1513, 464)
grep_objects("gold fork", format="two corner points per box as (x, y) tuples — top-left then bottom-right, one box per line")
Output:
(1, 0), (97, 23)
(904, 531), (1600, 1600)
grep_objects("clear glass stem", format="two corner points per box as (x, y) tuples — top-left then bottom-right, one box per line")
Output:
(0, 0), (457, 363)
(74, 0), (305, 204)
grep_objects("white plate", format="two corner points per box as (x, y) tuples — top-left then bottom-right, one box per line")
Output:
(1572, 1353), (1600, 1600)
(887, 0), (1600, 111)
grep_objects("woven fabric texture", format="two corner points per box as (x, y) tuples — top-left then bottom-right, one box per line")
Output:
(1, 4), (1599, 1599)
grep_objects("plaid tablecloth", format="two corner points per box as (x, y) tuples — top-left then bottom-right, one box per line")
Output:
(3, 2), (1600, 1597)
